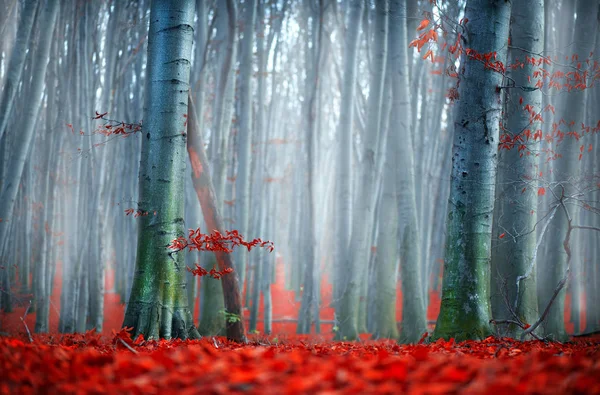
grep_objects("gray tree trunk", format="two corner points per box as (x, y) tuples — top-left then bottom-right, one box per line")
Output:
(0, 0), (38, 141)
(333, 0), (363, 340)
(389, 0), (427, 344)
(123, 0), (200, 340)
(538, 0), (598, 342)
(433, 0), (511, 341)
(233, 0), (257, 292)
(490, 0), (544, 338)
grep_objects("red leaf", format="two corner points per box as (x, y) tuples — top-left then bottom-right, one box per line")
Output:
(417, 19), (430, 31)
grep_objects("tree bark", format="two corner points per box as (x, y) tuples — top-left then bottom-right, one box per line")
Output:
(334, 0), (364, 341)
(123, 0), (200, 340)
(433, 0), (511, 341)
(187, 95), (247, 343)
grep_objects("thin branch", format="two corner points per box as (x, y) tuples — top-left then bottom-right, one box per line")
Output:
(20, 300), (33, 343)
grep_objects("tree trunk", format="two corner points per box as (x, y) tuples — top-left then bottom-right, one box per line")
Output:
(233, 0), (257, 293)
(389, 0), (426, 344)
(490, 0), (544, 338)
(433, 0), (511, 342)
(538, 0), (598, 342)
(334, 0), (364, 341)
(123, 0), (200, 341)
(0, 0), (38, 141)
(187, 95), (247, 343)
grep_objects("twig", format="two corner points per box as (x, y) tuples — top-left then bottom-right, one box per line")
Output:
(521, 191), (572, 340)
(21, 300), (33, 343)
(119, 338), (138, 354)
(514, 204), (558, 312)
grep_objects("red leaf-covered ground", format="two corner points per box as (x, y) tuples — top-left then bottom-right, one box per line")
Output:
(1, 258), (599, 393)
(1, 332), (599, 394)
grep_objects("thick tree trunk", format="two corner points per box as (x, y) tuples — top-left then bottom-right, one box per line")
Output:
(433, 0), (511, 342)
(123, 0), (200, 341)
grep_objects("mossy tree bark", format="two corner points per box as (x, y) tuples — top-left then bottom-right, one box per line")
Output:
(432, 0), (511, 342)
(490, 1), (544, 338)
(123, 0), (200, 341)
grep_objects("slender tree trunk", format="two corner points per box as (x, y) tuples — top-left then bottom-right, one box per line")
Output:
(334, 0), (364, 340)
(538, 0), (598, 342)
(233, 0), (257, 293)
(0, 0), (38, 141)
(389, 0), (427, 344)
(187, 95), (247, 343)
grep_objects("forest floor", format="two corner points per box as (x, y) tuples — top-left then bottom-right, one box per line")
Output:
(1, 259), (599, 393)
(0, 330), (599, 394)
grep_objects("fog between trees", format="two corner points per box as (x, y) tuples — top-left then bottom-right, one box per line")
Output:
(0, 0), (598, 343)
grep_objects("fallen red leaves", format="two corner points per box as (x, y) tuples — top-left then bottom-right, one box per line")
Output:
(1, 332), (599, 394)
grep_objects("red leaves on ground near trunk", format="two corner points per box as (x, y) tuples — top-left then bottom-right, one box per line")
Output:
(1, 333), (599, 394)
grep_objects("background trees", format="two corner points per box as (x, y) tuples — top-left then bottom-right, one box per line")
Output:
(0, 0), (598, 343)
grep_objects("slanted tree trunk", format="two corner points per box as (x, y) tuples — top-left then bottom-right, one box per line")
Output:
(490, 0), (544, 338)
(187, 95), (247, 343)
(0, 0), (38, 141)
(433, 0), (511, 341)
(123, 0), (200, 340)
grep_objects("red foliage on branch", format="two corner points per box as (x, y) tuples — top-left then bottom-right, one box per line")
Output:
(169, 228), (274, 255)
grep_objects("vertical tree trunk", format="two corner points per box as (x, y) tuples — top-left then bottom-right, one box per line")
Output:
(389, 0), (426, 343)
(538, 0), (598, 342)
(123, 0), (200, 340)
(333, 0), (364, 340)
(490, 0), (544, 338)
(433, 0), (511, 341)
(297, 0), (323, 335)
(233, 0), (257, 293)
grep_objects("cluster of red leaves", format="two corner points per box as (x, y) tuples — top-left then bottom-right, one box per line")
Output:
(1, 332), (599, 394)
(169, 228), (274, 254)
(186, 263), (234, 279)
(92, 111), (142, 138)
(124, 208), (150, 218)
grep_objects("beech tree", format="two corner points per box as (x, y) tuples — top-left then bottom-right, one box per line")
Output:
(433, 0), (512, 341)
(490, 0), (544, 338)
(123, 0), (199, 340)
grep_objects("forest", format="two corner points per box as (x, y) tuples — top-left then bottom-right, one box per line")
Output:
(0, 0), (599, 393)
